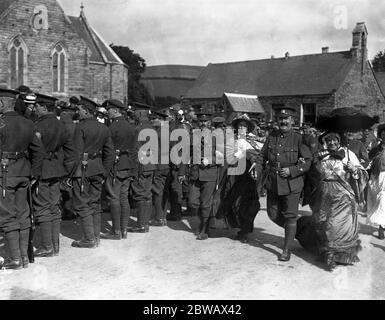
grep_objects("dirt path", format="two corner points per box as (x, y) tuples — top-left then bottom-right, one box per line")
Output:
(0, 197), (384, 300)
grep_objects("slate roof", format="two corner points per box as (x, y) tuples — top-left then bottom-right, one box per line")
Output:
(143, 65), (204, 80)
(68, 14), (123, 65)
(185, 51), (355, 99)
(141, 78), (197, 98)
(224, 93), (265, 113)
(374, 72), (385, 97)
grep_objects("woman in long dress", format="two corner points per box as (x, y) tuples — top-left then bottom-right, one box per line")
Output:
(366, 124), (385, 239)
(297, 132), (368, 270)
(217, 115), (263, 244)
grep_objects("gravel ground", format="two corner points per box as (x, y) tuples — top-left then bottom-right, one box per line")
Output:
(0, 196), (384, 300)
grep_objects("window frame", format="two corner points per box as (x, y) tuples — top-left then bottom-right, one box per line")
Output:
(51, 43), (68, 94)
(7, 36), (29, 89)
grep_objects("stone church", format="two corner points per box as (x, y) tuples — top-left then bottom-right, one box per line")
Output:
(0, 0), (128, 103)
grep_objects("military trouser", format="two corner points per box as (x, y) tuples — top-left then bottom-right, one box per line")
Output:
(104, 171), (134, 233)
(33, 178), (62, 251)
(266, 191), (301, 227)
(0, 176), (31, 261)
(267, 191), (301, 252)
(168, 167), (183, 218)
(131, 171), (154, 228)
(188, 180), (217, 234)
(73, 175), (104, 242)
(151, 169), (169, 221)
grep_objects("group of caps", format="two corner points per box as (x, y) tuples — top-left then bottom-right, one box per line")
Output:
(0, 85), (172, 120)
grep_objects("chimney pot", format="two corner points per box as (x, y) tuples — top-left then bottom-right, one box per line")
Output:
(285, 52), (290, 59)
(322, 47), (329, 54)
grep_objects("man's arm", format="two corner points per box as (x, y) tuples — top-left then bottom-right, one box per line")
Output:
(288, 135), (312, 178)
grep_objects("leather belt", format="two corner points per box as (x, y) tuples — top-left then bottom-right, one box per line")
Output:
(1, 151), (28, 160)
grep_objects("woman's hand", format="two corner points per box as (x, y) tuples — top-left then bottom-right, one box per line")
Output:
(346, 161), (358, 174)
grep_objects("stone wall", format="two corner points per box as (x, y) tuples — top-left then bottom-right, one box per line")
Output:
(0, 0), (89, 98)
(335, 61), (385, 118)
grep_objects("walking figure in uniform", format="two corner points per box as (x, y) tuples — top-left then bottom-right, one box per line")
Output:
(261, 107), (312, 261)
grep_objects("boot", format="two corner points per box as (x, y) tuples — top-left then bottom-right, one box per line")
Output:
(278, 222), (297, 262)
(101, 230), (122, 240)
(196, 216), (210, 240)
(3, 231), (22, 270)
(235, 231), (249, 243)
(72, 215), (96, 248)
(52, 219), (61, 256)
(35, 221), (54, 257)
(379, 226), (385, 240)
(21, 256), (29, 269)
(167, 202), (182, 221)
(109, 203), (121, 235)
(127, 202), (148, 233)
(1, 257), (22, 270)
(120, 205), (130, 239)
(93, 213), (101, 247)
(19, 228), (30, 263)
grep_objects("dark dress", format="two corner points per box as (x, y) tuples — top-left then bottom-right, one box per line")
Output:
(296, 148), (368, 268)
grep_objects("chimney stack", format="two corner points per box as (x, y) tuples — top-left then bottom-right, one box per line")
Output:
(322, 47), (329, 54)
(284, 52), (290, 59)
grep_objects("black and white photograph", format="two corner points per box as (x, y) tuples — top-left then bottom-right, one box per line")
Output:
(0, 0), (385, 304)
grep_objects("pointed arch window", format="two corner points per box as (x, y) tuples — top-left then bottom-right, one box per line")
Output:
(8, 37), (28, 89)
(52, 44), (67, 93)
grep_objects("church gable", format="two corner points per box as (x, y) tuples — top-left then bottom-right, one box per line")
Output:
(0, 0), (89, 95)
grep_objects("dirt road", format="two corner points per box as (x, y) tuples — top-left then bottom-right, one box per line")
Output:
(0, 197), (384, 300)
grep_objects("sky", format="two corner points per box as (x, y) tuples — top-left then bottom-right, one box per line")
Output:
(58, 0), (385, 66)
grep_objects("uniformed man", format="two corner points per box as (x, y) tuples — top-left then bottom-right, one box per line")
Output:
(101, 99), (138, 240)
(150, 110), (170, 226)
(181, 111), (220, 240)
(58, 99), (78, 221)
(167, 112), (191, 221)
(261, 107), (312, 261)
(127, 103), (156, 233)
(31, 94), (75, 257)
(71, 97), (114, 248)
(0, 88), (45, 269)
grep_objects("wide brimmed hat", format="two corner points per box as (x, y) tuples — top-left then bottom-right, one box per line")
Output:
(231, 114), (255, 132)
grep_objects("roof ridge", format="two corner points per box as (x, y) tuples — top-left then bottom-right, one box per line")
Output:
(79, 12), (108, 64)
(209, 50), (352, 66)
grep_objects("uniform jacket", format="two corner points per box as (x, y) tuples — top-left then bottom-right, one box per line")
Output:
(0, 111), (45, 178)
(59, 112), (77, 139)
(109, 116), (138, 173)
(35, 113), (76, 180)
(183, 125), (220, 182)
(72, 117), (115, 178)
(262, 129), (312, 195)
(137, 120), (157, 172)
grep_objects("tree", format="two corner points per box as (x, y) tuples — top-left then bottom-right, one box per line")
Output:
(110, 44), (154, 105)
(372, 50), (385, 72)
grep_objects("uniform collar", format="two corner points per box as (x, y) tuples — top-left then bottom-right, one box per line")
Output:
(112, 116), (125, 122)
(38, 113), (57, 122)
(82, 117), (97, 122)
(3, 111), (18, 116)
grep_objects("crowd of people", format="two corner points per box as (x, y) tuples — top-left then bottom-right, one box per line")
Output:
(0, 85), (384, 273)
